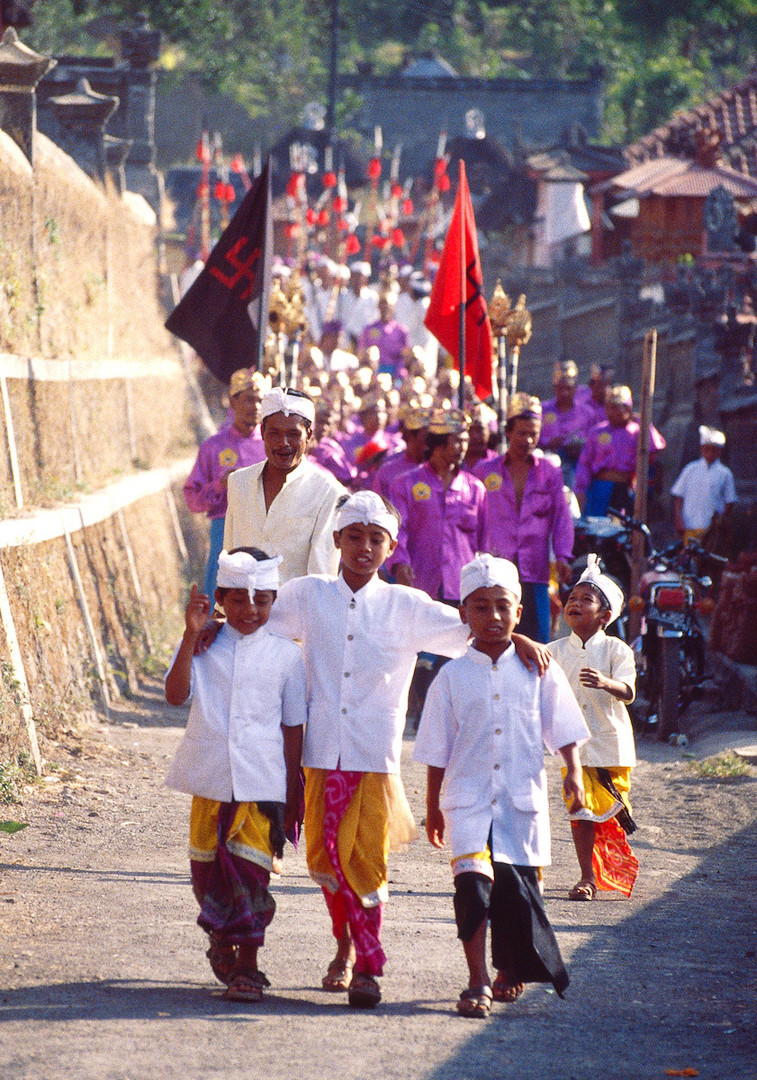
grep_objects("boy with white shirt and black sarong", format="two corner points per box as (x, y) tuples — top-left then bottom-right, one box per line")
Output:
(415, 554), (589, 1018)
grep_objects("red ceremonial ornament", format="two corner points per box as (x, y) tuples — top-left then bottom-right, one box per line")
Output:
(285, 222), (300, 239)
(391, 183), (403, 199)
(332, 195), (346, 214)
(306, 207), (317, 226)
(197, 180), (209, 198)
(434, 157), (447, 181)
(225, 184), (235, 203)
(213, 180), (225, 200)
(230, 153), (245, 173)
(345, 234), (361, 255)
(370, 234), (389, 249)
(438, 173), (451, 192)
(286, 173), (301, 198)
(367, 157), (382, 180)
(392, 228), (405, 247)
(322, 171), (337, 188)
(401, 198), (414, 216)
(337, 217), (349, 231)
(195, 138), (210, 164)
(317, 209), (330, 226)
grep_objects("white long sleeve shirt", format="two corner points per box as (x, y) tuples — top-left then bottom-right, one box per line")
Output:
(165, 624), (307, 802)
(414, 644), (589, 866)
(224, 458), (345, 583)
(268, 573), (470, 773)
(670, 457), (737, 531)
(548, 629), (636, 767)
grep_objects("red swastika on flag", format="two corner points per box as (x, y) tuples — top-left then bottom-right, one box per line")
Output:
(209, 238), (261, 299)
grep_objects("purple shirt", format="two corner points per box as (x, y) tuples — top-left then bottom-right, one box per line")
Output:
(183, 425), (266, 519)
(390, 463), (489, 601)
(358, 319), (409, 381)
(371, 449), (422, 501)
(575, 385), (609, 429)
(309, 436), (358, 488)
(574, 419), (666, 497)
(539, 397), (594, 450)
(462, 448), (498, 474)
(473, 453), (574, 585)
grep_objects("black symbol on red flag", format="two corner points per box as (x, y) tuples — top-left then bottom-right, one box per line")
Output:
(166, 158), (273, 385)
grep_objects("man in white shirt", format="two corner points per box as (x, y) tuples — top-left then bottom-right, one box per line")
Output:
(224, 388), (345, 582)
(342, 261), (379, 348)
(671, 426), (737, 546)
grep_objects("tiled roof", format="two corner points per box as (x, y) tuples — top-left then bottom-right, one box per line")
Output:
(607, 154), (757, 199)
(625, 70), (757, 178)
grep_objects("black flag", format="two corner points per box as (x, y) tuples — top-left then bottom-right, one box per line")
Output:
(166, 157), (273, 384)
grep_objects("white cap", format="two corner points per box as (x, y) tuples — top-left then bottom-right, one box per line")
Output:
(699, 425), (726, 447)
(577, 553), (624, 623)
(335, 491), (399, 541)
(350, 261), (372, 277)
(460, 553), (522, 603)
(260, 387), (316, 425)
(216, 550), (282, 598)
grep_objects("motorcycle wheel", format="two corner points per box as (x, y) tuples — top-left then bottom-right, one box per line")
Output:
(658, 637), (681, 741)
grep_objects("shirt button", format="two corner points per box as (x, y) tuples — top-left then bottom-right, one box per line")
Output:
(341, 708), (347, 715)
(495, 728), (502, 735)
(491, 798), (497, 805)
(492, 664), (498, 671)
(347, 634), (354, 641)
(493, 694), (500, 701)
(344, 671), (350, 677)
(350, 601), (356, 609)
(493, 763), (500, 770)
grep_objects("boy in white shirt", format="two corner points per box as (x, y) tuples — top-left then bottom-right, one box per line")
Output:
(671, 426), (737, 546)
(415, 554), (589, 1018)
(548, 555), (639, 902)
(265, 491), (549, 1009)
(165, 548), (306, 1003)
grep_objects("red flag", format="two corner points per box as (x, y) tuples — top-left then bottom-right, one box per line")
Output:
(424, 161), (493, 401)
(166, 158), (273, 384)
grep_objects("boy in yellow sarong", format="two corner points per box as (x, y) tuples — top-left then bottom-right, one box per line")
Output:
(548, 554), (639, 901)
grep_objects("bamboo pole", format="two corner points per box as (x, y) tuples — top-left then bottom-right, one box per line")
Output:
(628, 328), (657, 640)
(0, 560), (42, 774)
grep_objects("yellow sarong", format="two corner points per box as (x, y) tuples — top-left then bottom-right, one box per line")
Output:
(189, 795), (280, 874)
(563, 766), (632, 822)
(303, 768), (417, 906)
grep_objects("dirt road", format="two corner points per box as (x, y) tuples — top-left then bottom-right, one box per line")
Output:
(1, 682), (756, 1080)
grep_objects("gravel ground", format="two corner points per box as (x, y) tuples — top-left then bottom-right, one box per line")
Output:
(1, 680), (756, 1080)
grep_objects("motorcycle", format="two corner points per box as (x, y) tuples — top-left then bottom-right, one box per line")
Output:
(632, 540), (725, 742)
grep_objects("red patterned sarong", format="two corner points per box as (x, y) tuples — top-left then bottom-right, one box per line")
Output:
(591, 816), (639, 897)
(322, 770), (386, 976)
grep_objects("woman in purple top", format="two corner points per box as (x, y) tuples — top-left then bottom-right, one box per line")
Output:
(474, 393), (574, 643)
(183, 368), (268, 596)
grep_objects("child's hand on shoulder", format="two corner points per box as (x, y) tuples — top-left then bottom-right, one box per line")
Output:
(579, 666), (609, 692)
(185, 584), (210, 637)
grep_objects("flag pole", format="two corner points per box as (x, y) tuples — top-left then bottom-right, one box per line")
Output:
(458, 160), (466, 411)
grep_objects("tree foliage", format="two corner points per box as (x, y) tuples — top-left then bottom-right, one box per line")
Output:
(22, 0), (757, 147)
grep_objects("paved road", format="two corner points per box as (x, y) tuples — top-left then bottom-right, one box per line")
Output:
(1, 684), (756, 1080)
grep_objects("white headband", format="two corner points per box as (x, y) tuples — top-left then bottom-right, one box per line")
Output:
(335, 491), (399, 541)
(260, 387), (316, 425)
(577, 554), (624, 623)
(216, 550), (282, 598)
(460, 553), (521, 603)
(699, 425), (725, 447)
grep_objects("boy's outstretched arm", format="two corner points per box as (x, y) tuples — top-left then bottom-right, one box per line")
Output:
(426, 765), (446, 849)
(283, 725), (304, 837)
(165, 584), (209, 705)
(512, 633), (550, 675)
(579, 667), (634, 702)
(559, 742), (585, 814)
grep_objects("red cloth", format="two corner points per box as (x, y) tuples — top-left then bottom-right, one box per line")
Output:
(591, 816), (639, 897)
(424, 161), (493, 400)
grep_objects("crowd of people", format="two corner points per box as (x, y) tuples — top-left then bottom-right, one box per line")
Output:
(172, 256), (736, 1017)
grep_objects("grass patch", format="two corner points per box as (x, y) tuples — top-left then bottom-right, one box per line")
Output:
(687, 751), (754, 781)
(0, 752), (38, 804)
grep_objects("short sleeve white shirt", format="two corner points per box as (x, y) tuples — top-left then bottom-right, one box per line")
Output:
(670, 457), (737, 531)
(268, 573), (470, 773)
(414, 645), (589, 866)
(548, 630), (636, 767)
(165, 624), (306, 802)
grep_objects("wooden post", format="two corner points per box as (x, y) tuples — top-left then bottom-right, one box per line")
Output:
(628, 328), (657, 640)
(165, 486), (189, 566)
(1, 374), (24, 509)
(117, 508), (154, 653)
(63, 521), (111, 714)
(0, 560), (42, 774)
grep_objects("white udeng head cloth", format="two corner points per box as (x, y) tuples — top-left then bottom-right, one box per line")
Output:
(460, 553), (522, 603)
(216, 550), (282, 598)
(260, 387), (316, 426)
(577, 553), (624, 623)
(699, 425), (726, 447)
(334, 491), (399, 541)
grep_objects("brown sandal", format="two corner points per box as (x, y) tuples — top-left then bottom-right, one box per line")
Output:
(322, 957), (354, 992)
(347, 972), (381, 1008)
(568, 879), (597, 901)
(206, 938), (237, 985)
(492, 972), (524, 1002)
(456, 985), (493, 1018)
(223, 971), (264, 1003)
